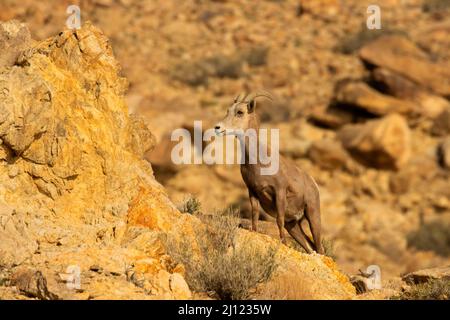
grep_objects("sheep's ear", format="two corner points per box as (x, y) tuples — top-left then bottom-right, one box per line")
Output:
(247, 100), (256, 113)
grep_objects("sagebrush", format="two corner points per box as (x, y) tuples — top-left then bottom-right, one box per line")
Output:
(165, 209), (279, 300)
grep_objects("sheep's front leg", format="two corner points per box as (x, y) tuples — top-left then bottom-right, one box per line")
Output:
(249, 191), (260, 232)
(275, 187), (287, 244)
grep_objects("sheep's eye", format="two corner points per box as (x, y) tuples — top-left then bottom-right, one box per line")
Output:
(236, 110), (244, 117)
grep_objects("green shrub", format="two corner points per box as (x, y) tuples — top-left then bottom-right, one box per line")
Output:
(165, 209), (279, 300)
(178, 196), (202, 215)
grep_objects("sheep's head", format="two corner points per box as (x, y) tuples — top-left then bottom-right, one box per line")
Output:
(214, 92), (272, 136)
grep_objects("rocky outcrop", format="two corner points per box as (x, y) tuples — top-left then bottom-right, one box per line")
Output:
(337, 114), (411, 170)
(0, 21), (188, 299)
(0, 20), (32, 68)
(0, 21), (355, 300)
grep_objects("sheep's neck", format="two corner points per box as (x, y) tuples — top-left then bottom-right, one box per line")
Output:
(237, 118), (271, 169)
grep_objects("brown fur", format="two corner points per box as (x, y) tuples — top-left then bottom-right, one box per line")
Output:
(215, 93), (324, 254)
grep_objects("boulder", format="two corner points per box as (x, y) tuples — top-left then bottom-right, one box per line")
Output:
(359, 35), (450, 97)
(334, 80), (417, 116)
(372, 68), (449, 118)
(338, 114), (411, 170)
(402, 266), (450, 285)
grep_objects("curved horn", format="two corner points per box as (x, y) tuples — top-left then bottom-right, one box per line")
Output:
(249, 90), (273, 102)
(241, 92), (250, 102)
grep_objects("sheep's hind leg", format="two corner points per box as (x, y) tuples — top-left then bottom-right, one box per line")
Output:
(297, 218), (316, 251)
(305, 205), (324, 254)
(285, 221), (314, 254)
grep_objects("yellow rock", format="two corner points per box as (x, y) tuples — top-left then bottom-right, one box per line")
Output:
(0, 21), (355, 300)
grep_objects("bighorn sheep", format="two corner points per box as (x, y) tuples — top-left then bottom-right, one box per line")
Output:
(214, 92), (324, 254)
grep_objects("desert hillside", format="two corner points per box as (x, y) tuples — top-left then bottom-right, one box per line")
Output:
(1, 0), (450, 300)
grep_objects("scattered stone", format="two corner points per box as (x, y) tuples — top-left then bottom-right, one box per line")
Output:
(89, 265), (103, 273)
(389, 171), (411, 194)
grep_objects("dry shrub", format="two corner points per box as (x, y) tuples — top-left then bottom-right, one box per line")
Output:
(165, 209), (279, 300)
(170, 46), (268, 86)
(392, 279), (450, 300)
(407, 221), (450, 257)
(241, 45), (269, 67)
(0, 268), (9, 287)
(255, 273), (315, 300)
(422, 0), (450, 13)
(337, 24), (408, 54)
(321, 238), (337, 260)
(170, 54), (243, 86)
